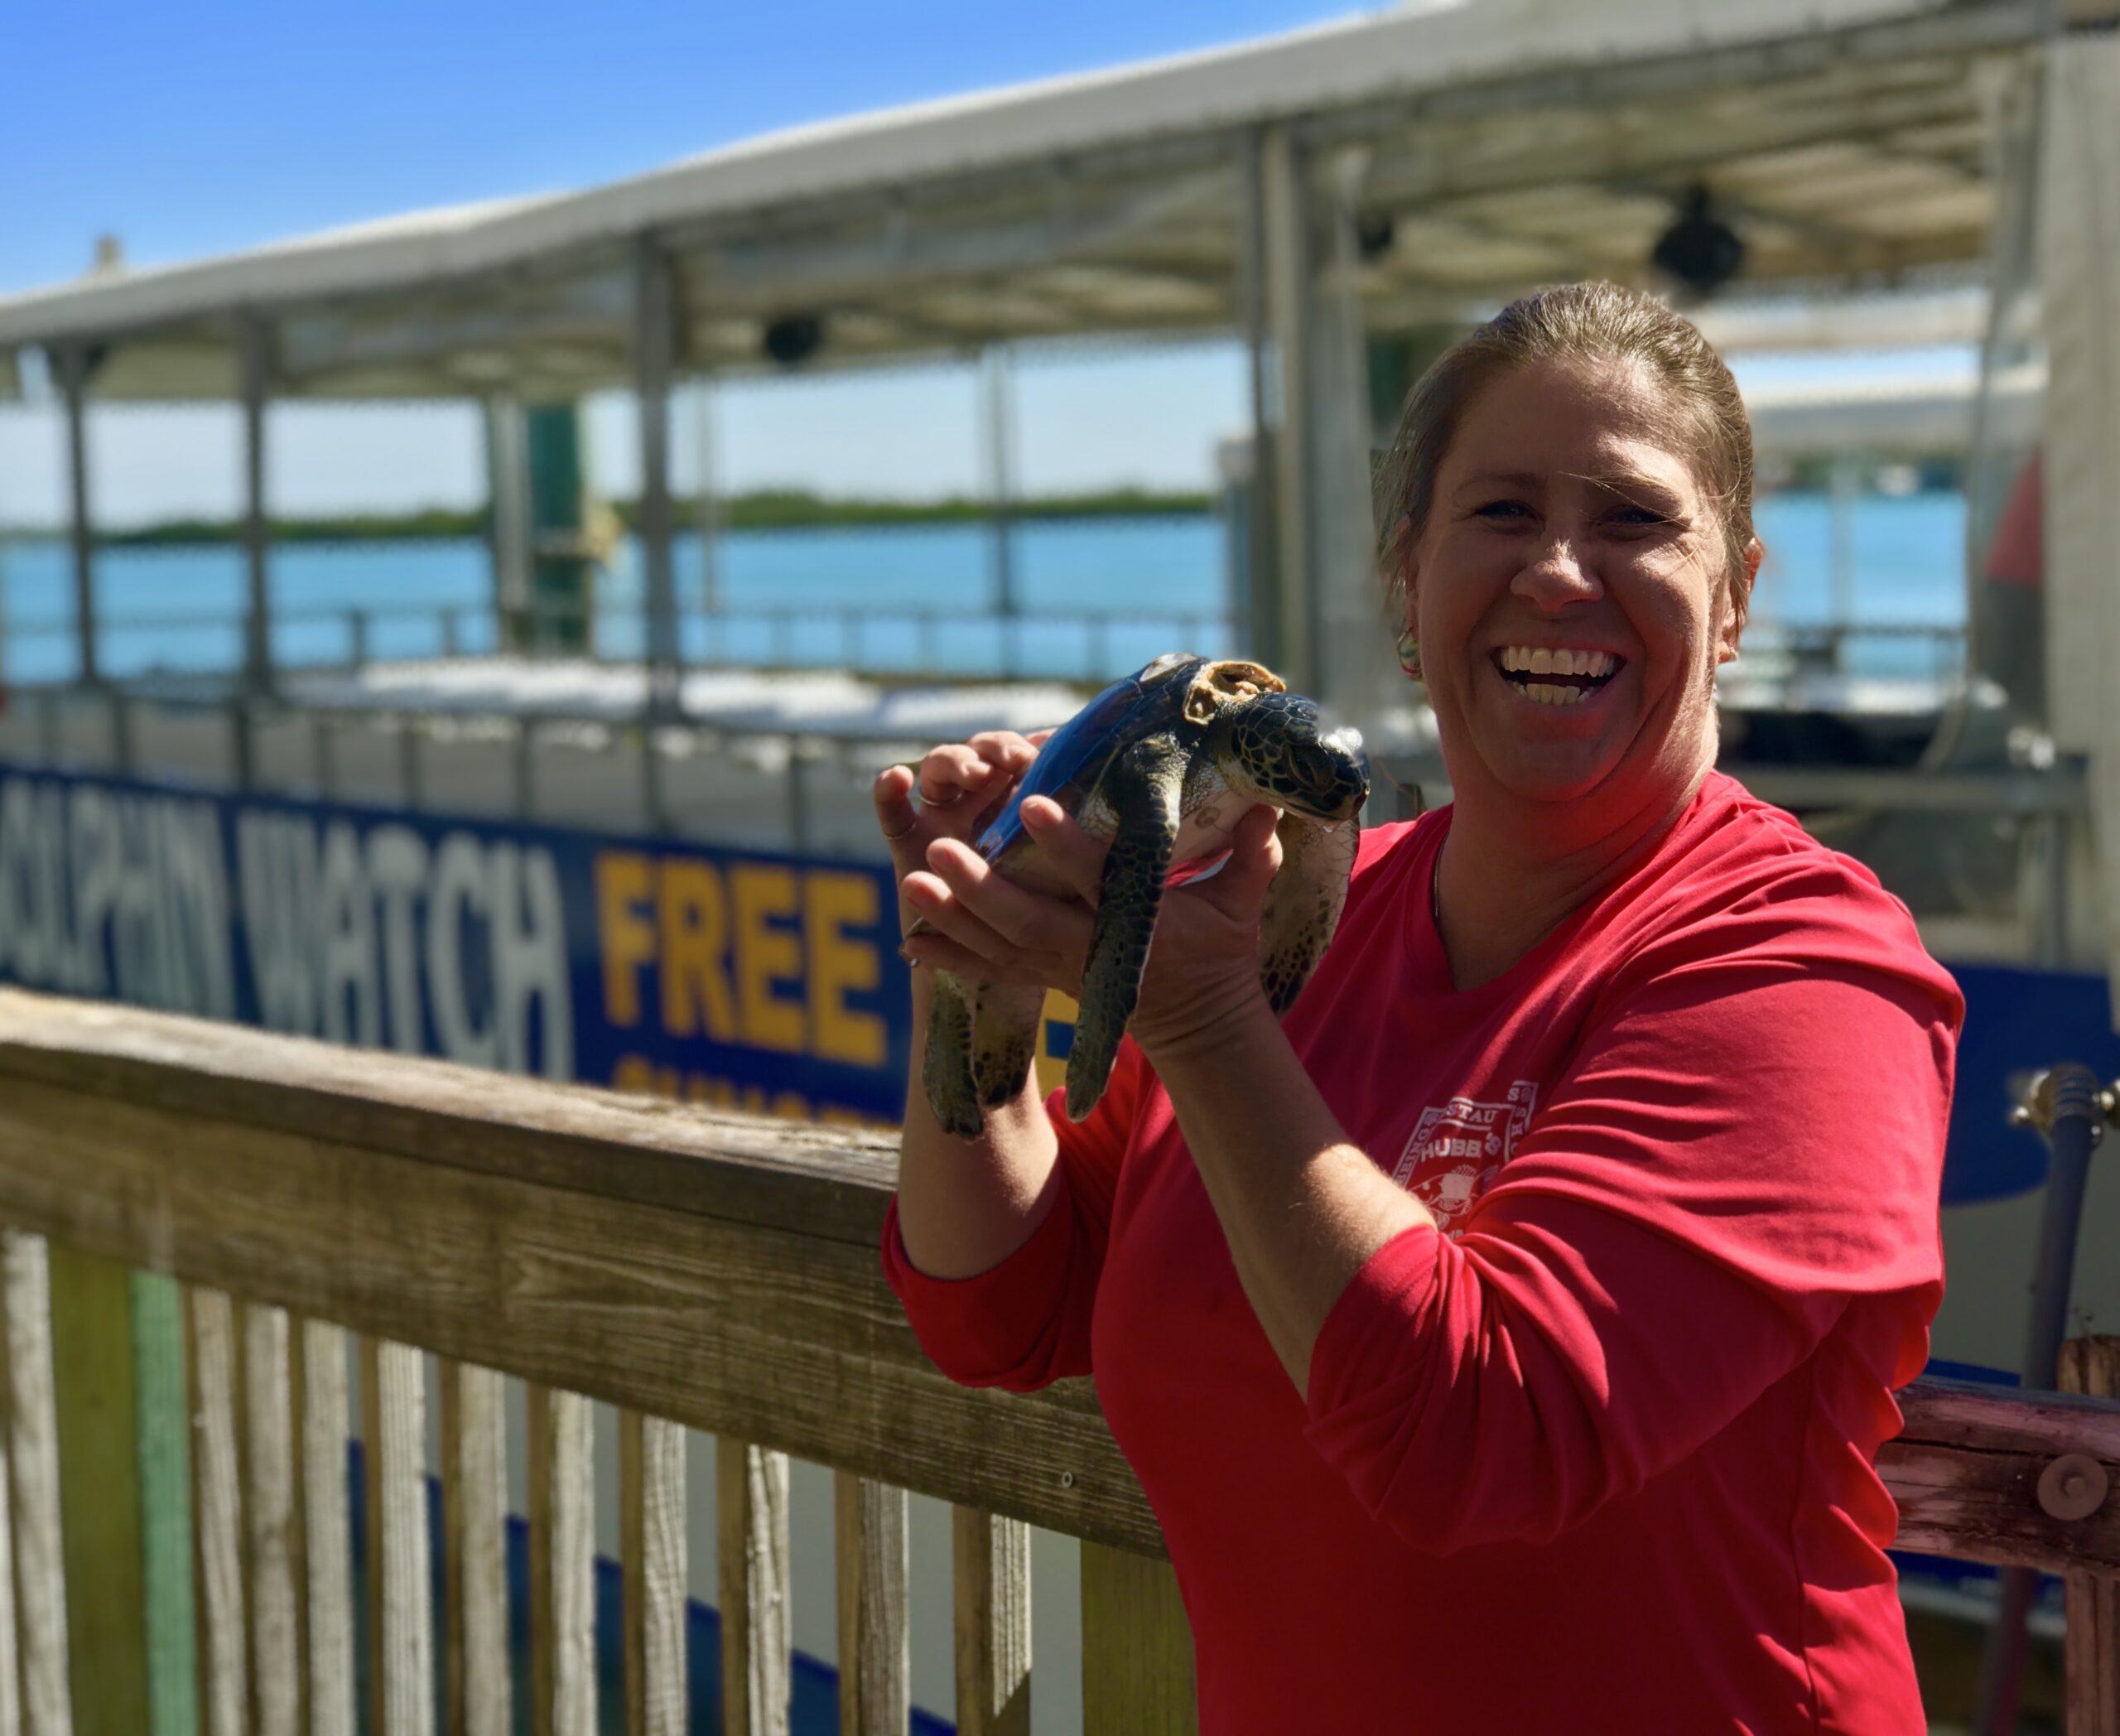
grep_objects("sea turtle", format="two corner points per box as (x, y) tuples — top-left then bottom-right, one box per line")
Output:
(921, 652), (1370, 1137)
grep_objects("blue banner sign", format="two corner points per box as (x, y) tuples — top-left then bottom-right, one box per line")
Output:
(0, 764), (2084, 1200)
(0, 765), (921, 1126)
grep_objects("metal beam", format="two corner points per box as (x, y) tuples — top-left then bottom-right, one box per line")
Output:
(1296, 0), (2046, 152)
(238, 316), (274, 697)
(484, 395), (532, 651)
(634, 234), (682, 733)
(1261, 125), (1317, 696)
(982, 346), (1019, 664)
(1236, 128), (1279, 669)
(57, 345), (98, 687)
(692, 382), (721, 628)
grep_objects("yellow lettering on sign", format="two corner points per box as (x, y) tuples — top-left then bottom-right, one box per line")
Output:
(804, 870), (885, 1067)
(730, 864), (805, 1054)
(595, 853), (656, 1029)
(658, 860), (738, 1040)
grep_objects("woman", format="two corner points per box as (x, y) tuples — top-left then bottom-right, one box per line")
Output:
(873, 282), (1960, 1734)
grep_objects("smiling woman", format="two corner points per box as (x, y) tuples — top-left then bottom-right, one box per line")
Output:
(876, 282), (1963, 1736)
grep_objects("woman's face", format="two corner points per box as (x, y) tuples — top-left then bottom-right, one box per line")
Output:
(1404, 356), (1755, 822)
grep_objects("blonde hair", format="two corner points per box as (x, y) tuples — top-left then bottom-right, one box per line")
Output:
(1376, 281), (1757, 626)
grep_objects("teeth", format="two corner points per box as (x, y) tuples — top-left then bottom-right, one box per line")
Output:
(1501, 646), (1616, 677)
(1521, 682), (1588, 706)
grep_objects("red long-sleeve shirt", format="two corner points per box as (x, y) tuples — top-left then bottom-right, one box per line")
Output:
(885, 773), (1961, 1734)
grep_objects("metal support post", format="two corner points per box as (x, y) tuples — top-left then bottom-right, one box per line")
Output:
(1973, 1063), (2108, 1734)
(238, 317), (276, 697)
(694, 381), (722, 626)
(58, 345), (99, 688)
(634, 233), (682, 722)
(1828, 456), (1859, 671)
(398, 717), (423, 810)
(983, 346), (1019, 676)
(229, 696), (255, 793)
(1260, 124), (1317, 693)
(1237, 129), (1279, 670)
(485, 395), (532, 655)
(513, 716), (537, 818)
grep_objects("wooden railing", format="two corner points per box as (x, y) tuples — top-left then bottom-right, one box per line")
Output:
(0, 989), (2115, 1734)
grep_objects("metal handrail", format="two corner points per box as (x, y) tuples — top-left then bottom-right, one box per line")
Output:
(2, 596), (1237, 683)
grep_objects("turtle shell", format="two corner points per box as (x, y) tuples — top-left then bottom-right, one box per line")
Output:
(975, 653), (1210, 869)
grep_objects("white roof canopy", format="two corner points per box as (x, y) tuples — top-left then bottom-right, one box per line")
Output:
(0, 0), (2052, 403)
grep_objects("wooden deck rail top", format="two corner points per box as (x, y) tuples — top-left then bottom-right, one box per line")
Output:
(0, 986), (2116, 1578)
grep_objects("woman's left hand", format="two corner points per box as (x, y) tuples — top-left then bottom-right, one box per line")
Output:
(899, 797), (1284, 1060)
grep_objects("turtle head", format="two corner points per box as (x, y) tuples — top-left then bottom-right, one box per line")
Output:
(1210, 692), (1369, 823)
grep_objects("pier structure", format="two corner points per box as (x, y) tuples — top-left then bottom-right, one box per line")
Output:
(0, 0), (2095, 737)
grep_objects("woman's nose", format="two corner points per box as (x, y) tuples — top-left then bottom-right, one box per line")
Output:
(1511, 536), (1602, 610)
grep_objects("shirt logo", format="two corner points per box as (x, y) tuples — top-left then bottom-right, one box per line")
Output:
(1389, 1080), (1539, 1234)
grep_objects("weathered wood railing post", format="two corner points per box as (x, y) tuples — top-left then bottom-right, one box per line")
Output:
(2065, 1336), (2120, 1734)
(1081, 1542), (1198, 1736)
(526, 1385), (595, 1736)
(619, 1410), (686, 1736)
(439, 1360), (508, 1736)
(718, 1440), (792, 1736)
(951, 1507), (1030, 1736)
(45, 1245), (153, 1736)
(187, 1286), (243, 1736)
(6, 1232), (71, 1736)
(832, 1474), (908, 1735)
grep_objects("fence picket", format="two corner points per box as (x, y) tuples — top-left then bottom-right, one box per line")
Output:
(242, 1306), (300, 1736)
(0, 1359), (19, 1736)
(717, 1440), (790, 1736)
(619, 1413), (686, 1736)
(1079, 1541), (1196, 1736)
(528, 1386), (595, 1736)
(188, 1289), (244, 1736)
(300, 1323), (353, 1736)
(952, 1507), (1030, 1736)
(441, 1362), (508, 1736)
(372, 1343), (431, 1736)
(831, 1475), (908, 1736)
(0, 1232), (64, 1736)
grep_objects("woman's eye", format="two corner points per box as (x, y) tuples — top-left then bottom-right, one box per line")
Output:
(1474, 499), (1530, 521)
(1611, 505), (1668, 528)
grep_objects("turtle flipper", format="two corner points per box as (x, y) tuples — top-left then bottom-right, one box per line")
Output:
(1257, 811), (1360, 1015)
(923, 968), (986, 1138)
(1068, 738), (1187, 1121)
(971, 981), (1045, 1107)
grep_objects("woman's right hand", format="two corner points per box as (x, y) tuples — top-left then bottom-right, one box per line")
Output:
(873, 731), (1048, 941)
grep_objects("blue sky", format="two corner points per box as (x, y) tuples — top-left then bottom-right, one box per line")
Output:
(0, 1), (1972, 527)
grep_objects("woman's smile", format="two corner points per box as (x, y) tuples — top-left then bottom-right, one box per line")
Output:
(1491, 644), (1628, 708)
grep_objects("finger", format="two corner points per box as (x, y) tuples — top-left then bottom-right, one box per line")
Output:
(1019, 798), (1108, 904)
(900, 929), (1048, 987)
(1201, 804), (1283, 913)
(967, 731), (1041, 774)
(900, 866), (1026, 972)
(927, 835), (1091, 954)
(917, 743), (1007, 807)
(1026, 727), (1057, 747)
(873, 765), (922, 851)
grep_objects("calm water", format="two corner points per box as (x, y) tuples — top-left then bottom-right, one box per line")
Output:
(0, 493), (1966, 687)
